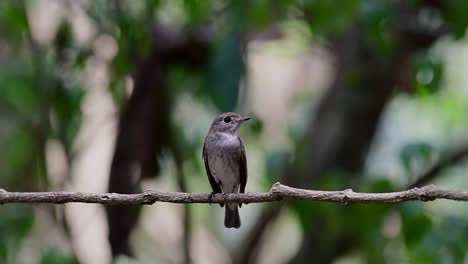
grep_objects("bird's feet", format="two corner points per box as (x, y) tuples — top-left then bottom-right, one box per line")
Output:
(208, 192), (216, 205)
(223, 193), (230, 204)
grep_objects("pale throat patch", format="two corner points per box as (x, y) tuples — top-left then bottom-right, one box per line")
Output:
(217, 132), (239, 146)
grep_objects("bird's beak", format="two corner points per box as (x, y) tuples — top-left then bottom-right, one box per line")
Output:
(241, 116), (251, 122)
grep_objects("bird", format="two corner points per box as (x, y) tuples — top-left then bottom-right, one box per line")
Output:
(202, 112), (250, 228)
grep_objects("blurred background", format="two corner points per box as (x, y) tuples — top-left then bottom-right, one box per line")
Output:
(1, 0), (468, 263)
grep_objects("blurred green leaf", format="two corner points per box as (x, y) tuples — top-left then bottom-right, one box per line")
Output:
(407, 215), (468, 264)
(359, 0), (395, 56)
(408, 247), (441, 264)
(2, 86), (40, 114)
(344, 203), (389, 238)
(400, 203), (432, 246)
(145, 0), (161, 14)
(265, 151), (288, 184)
(343, 178), (393, 240)
(399, 142), (435, 179)
(40, 248), (78, 264)
(111, 8), (152, 78)
(183, 0), (212, 25)
(0, 1), (29, 43)
(248, 0), (274, 27)
(53, 21), (75, 56)
(108, 78), (128, 109)
(247, 117), (263, 136)
(0, 205), (34, 262)
(362, 178), (393, 193)
(0, 63), (41, 114)
(1, 128), (36, 183)
(207, 30), (245, 112)
(299, 0), (361, 36)
(0, 206), (33, 241)
(414, 53), (443, 95)
(173, 123), (199, 159)
(445, 0), (468, 38)
(290, 175), (343, 233)
(291, 200), (343, 250)
(52, 86), (85, 149)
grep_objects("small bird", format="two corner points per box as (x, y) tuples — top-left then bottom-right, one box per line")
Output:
(203, 112), (250, 228)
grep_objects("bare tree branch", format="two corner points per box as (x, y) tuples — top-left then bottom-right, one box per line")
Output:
(1, 183), (468, 205)
(409, 146), (468, 188)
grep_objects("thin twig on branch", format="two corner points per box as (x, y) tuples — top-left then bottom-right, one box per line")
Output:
(409, 146), (468, 188)
(1, 183), (468, 205)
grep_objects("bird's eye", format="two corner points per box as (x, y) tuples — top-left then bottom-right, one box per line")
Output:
(223, 116), (231, 123)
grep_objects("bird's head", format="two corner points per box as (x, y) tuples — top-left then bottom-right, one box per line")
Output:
(209, 112), (251, 134)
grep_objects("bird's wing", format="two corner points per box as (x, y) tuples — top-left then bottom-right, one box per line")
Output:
(203, 139), (223, 195)
(239, 138), (248, 195)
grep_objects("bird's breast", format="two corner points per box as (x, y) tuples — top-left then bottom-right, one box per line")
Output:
(205, 133), (241, 191)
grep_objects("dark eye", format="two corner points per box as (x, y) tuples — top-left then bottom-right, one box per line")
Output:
(223, 116), (231, 123)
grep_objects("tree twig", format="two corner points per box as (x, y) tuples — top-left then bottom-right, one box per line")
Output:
(409, 146), (468, 188)
(1, 183), (468, 205)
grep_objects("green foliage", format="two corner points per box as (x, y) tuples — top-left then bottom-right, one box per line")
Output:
(183, 0), (213, 26)
(0, 1), (29, 44)
(40, 248), (78, 264)
(248, 0), (275, 28)
(265, 151), (288, 185)
(0, 206), (34, 262)
(207, 30), (245, 112)
(445, 0), (468, 38)
(400, 203), (432, 246)
(0, 62), (41, 114)
(414, 53), (443, 95)
(246, 116), (263, 139)
(111, 17), (151, 78)
(406, 215), (468, 264)
(399, 142), (436, 180)
(203, 0), (248, 112)
(359, 0), (395, 57)
(51, 85), (85, 150)
(291, 177), (399, 260)
(299, 0), (361, 36)
(1, 128), (37, 184)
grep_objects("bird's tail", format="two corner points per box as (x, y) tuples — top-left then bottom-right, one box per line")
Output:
(224, 203), (241, 228)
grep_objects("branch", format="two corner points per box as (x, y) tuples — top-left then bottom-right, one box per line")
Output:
(1, 183), (468, 205)
(409, 146), (468, 188)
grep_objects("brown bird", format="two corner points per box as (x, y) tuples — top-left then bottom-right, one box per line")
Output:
(203, 112), (250, 228)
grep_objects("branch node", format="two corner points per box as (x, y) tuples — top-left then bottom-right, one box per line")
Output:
(419, 186), (436, 201)
(419, 194), (432, 201)
(274, 194), (283, 201)
(102, 194), (110, 201)
(55, 197), (67, 204)
(340, 189), (354, 205)
(142, 190), (158, 204)
(270, 182), (282, 193)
